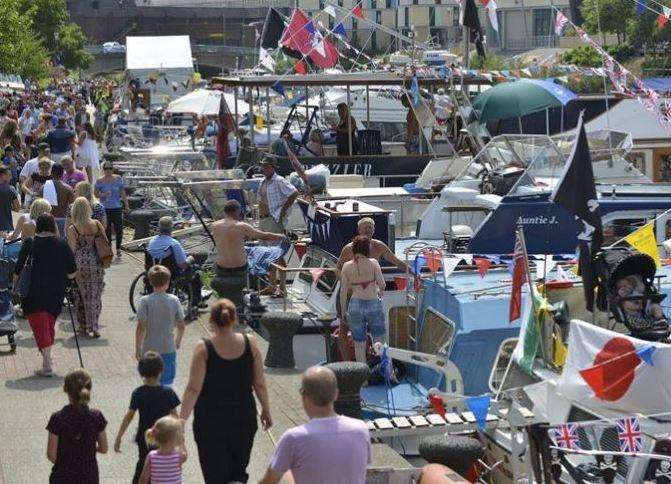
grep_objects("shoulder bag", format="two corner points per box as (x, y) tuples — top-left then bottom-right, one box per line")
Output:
(93, 223), (113, 269)
(14, 243), (33, 299)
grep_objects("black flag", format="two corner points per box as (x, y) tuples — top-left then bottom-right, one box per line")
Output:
(460, 0), (486, 58)
(550, 113), (603, 311)
(260, 8), (285, 49)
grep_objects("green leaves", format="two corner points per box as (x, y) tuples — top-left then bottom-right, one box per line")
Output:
(0, 0), (50, 79)
(55, 23), (93, 70)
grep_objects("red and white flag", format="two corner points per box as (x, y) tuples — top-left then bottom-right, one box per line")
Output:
(509, 231), (526, 322)
(557, 319), (671, 414)
(480, 0), (499, 32)
(555, 10), (569, 36)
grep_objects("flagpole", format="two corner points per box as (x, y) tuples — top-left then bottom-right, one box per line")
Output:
(495, 226), (541, 401)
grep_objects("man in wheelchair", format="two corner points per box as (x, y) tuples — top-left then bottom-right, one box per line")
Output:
(145, 216), (204, 309)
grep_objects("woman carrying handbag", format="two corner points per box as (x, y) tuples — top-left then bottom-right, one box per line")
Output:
(66, 197), (109, 338)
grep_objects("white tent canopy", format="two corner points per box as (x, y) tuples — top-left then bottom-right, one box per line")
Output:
(166, 89), (250, 116)
(126, 35), (193, 70)
(585, 98), (671, 141)
(124, 35), (195, 107)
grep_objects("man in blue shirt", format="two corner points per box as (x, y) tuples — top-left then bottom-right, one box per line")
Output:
(146, 216), (204, 313)
(45, 117), (76, 162)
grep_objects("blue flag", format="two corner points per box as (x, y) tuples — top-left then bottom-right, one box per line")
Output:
(466, 394), (490, 431)
(637, 345), (656, 366)
(271, 80), (285, 97)
(636, 0), (646, 16)
(413, 255), (425, 275)
(305, 20), (316, 35)
(333, 22), (346, 37)
(410, 76), (420, 105)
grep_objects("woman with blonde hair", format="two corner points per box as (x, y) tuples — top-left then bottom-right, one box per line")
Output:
(10, 197), (53, 240)
(65, 181), (106, 229)
(67, 197), (108, 338)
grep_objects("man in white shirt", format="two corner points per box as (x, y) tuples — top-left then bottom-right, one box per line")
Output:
(19, 143), (53, 206)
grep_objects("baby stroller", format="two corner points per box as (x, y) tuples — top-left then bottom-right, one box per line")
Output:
(595, 247), (670, 342)
(0, 238), (19, 352)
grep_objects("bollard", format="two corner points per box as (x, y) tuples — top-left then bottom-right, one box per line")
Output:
(325, 361), (370, 419)
(418, 435), (484, 476)
(260, 312), (303, 368)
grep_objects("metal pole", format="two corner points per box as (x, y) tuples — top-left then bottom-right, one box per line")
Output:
(266, 86), (271, 147)
(249, 86), (255, 146)
(366, 85), (371, 127)
(462, 26), (470, 68)
(234, 88), (239, 131)
(305, 85), (310, 138)
(346, 84), (352, 156)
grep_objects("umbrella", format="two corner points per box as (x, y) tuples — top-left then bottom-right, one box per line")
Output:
(166, 89), (250, 116)
(473, 79), (577, 123)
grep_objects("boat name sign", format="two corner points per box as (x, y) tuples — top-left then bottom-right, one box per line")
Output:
(516, 215), (559, 225)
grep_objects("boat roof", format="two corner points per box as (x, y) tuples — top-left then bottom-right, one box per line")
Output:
(212, 71), (491, 87)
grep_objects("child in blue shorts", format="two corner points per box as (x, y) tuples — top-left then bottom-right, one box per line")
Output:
(135, 265), (185, 386)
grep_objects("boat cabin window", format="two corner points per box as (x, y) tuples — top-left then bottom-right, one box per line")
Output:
(418, 307), (455, 356)
(388, 306), (414, 349)
(602, 218), (646, 246)
(488, 338), (517, 392)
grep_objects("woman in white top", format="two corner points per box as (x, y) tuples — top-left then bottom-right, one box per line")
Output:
(76, 122), (100, 182)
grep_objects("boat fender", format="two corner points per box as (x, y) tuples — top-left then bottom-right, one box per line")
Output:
(418, 434), (484, 476)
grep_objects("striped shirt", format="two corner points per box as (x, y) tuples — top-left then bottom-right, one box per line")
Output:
(148, 449), (182, 483)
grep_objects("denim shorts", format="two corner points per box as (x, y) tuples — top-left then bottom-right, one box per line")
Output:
(347, 298), (385, 342)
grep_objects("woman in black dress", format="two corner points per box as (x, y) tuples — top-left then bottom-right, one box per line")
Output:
(335, 102), (358, 156)
(180, 299), (272, 483)
(14, 213), (77, 376)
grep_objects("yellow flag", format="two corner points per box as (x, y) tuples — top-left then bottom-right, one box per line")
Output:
(255, 114), (264, 129)
(624, 223), (661, 268)
(552, 329), (568, 368)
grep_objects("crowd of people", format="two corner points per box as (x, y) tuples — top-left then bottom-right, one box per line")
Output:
(0, 77), (449, 484)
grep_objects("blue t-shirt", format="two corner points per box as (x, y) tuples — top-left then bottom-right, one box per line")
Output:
(146, 235), (187, 266)
(95, 177), (124, 209)
(46, 127), (75, 154)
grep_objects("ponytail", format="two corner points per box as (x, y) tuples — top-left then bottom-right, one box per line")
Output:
(210, 299), (237, 328)
(63, 369), (92, 406)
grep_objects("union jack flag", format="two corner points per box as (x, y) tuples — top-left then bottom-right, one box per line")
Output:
(549, 424), (581, 450)
(616, 417), (642, 453)
(554, 11), (569, 36)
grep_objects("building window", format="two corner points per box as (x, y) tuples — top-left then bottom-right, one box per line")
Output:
(412, 0), (417, 4)
(452, 6), (459, 26)
(319, 0), (324, 10)
(338, 0), (343, 6)
(371, 0), (377, 8)
(404, 6), (409, 27)
(386, 0), (392, 8)
(533, 8), (552, 37)
(353, 18), (358, 31)
(91, 0), (99, 8)
(372, 31), (377, 51)
(429, 6), (435, 26)
(376, 10), (381, 22)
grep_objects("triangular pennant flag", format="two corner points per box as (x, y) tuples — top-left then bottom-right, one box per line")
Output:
(413, 255), (426, 275)
(461, 254), (473, 265)
(310, 268), (326, 285)
(442, 257), (461, 285)
(305, 20), (316, 35)
(637, 345), (656, 366)
(324, 5), (337, 17)
(425, 253), (442, 273)
(624, 223), (661, 268)
(311, 30), (327, 57)
(333, 22), (346, 37)
(637, 0), (647, 16)
(475, 258), (492, 278)
(294, 60), (308, 74)
(271, 80), (285, 97)
(260, 47), (276, 71)
(261, 7), (285, 49)
(465, 394), (491, 431)
(353, 2), (364, 19)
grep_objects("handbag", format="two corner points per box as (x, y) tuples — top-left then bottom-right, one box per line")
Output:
(93, 224), (113, 269)
(14, 246), (32, 299)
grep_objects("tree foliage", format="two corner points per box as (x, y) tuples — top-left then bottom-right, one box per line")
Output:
(0, 0), (50, 79)
(580, 0), (634, 43)
(20, 0), (69, 52)
(56, 23), (93, 70)
(561, 45), (603, 66)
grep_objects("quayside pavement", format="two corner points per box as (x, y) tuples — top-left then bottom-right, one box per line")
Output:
(0, 253), (409, 482)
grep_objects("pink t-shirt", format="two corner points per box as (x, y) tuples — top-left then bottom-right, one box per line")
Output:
(148, 449), (182, 483)
(63, 169), (87, 189)
(270, 415), (371, 484)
